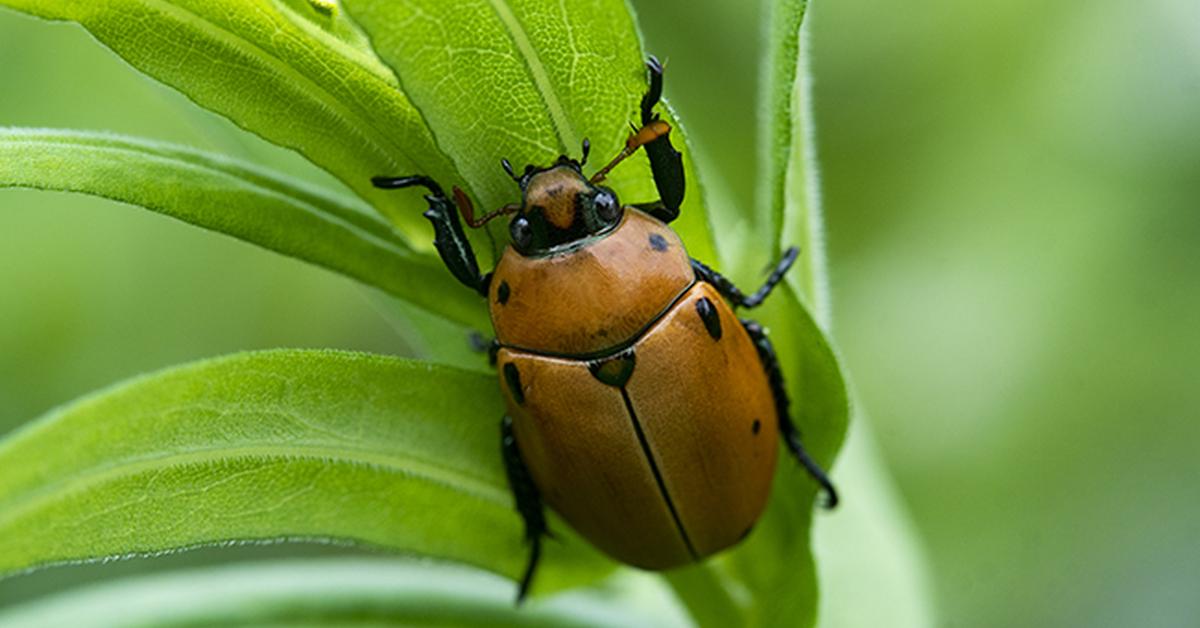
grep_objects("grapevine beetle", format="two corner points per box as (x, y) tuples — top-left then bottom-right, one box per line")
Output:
(374, 56), (837, 602)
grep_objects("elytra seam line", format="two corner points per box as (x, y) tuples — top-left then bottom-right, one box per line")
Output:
(618, 387), (698, 560)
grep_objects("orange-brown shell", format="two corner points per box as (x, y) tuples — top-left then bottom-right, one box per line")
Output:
(488, 209), (693, 356)
(497, 282), (779, 569)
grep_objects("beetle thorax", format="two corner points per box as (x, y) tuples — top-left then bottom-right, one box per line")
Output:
(490, 209), (694, 356)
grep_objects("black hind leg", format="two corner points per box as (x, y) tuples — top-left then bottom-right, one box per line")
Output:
(500, 415), (548, 602)
(741, 319), (839, 508)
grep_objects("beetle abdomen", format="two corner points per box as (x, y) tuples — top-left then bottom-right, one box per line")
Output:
(497, 282), (778, 569)
(488, 209), (693, 357)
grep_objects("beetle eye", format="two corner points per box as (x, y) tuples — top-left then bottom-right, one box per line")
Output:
(510, 215), (533, 250)
(595, 189), (620, 222)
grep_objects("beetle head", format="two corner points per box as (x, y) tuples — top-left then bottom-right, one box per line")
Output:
(502, 139), (623, 255)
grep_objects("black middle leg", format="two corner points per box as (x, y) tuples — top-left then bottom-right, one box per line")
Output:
(372, 175), (489, 296)
(500, 415), (549, 603)
(741, 319), (839, 508)
(693, 246), (799, 309)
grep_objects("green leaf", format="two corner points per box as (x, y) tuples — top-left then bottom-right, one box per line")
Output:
(777, 24), (831, 325)
(813, 419), (937, 628)
(756, 0), (809, 268)
(0, 559), (687, 628)
(0, 128), (486, 330)
(0, 350), (611, 594)
(0, 0), (461, 237)
(368, 293), (494, 374)
(340, 0), (718, 264)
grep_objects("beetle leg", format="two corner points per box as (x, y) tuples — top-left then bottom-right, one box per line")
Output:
(640, 56), (685, 220)
(588, 57), (685, 220)
(468, 332), (502, 366)
(632, 200), (681, 225)
(692, 247), (800, 309)
(501, 415), (548, 603)
(740, 319), (839, 508)
(743, 246), (799, 308)
(372, 174), (489, 296)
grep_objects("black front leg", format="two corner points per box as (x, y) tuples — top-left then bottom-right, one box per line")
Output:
(501, 415), (549, 603)
(372, 175), (489, 296)
(693, 247), (799, 309)
(741, 320), (839, 508)
(640, 56), (684, 222)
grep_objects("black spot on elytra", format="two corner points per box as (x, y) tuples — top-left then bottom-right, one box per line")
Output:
(648, 233), (669, 252)
(695, 297), (722, 340)
(752, 419), (762, 435)
(503, 362), (524, 404)
(497, 280), (510, 305)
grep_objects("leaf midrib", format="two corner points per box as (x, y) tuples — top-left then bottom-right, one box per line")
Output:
(0, 443), (510, 530)
(486, 0), (577, 153)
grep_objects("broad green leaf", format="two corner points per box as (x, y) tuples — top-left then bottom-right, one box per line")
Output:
(0, 0), (461, 237)
(0, 128), (487, 330)
(341, 0), (718, 264)
(0, 350), (611, 594)
(0, 559), (689, 628)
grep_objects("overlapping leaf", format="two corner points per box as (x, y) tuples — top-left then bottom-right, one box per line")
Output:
(0, 128), (485, 329)
(0, 351), (610, 592)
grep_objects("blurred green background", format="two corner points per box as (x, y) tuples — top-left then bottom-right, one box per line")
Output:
(2, 0), (1198, 626)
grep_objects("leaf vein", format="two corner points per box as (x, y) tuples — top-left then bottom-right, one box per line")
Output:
(0, 446), (509, 533)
